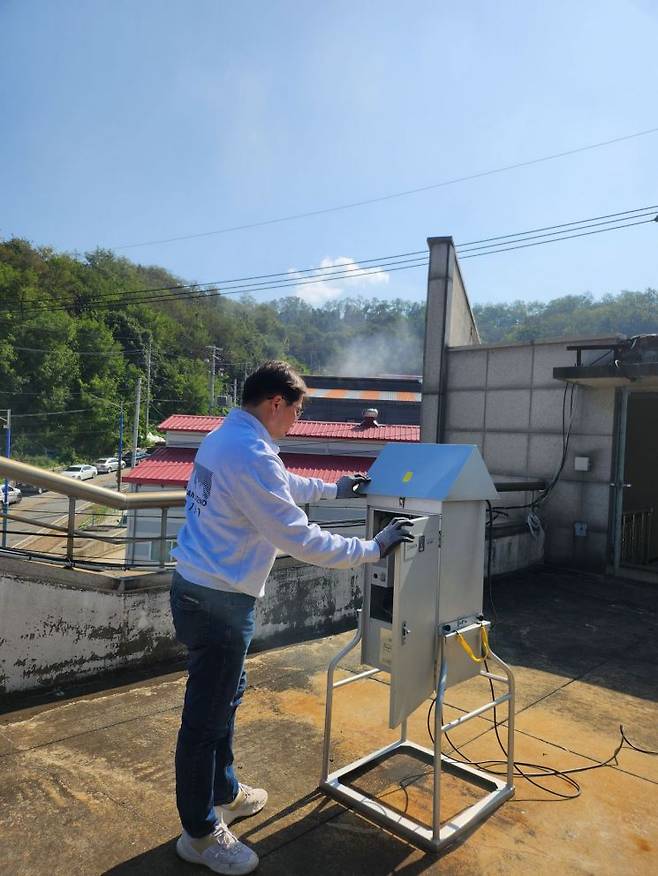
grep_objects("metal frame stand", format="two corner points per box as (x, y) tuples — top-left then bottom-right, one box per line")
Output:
(320, 612), (516, 854)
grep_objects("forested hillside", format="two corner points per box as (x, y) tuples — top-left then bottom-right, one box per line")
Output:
(472, 291), (658, 343)
(0, 238), (655, 462)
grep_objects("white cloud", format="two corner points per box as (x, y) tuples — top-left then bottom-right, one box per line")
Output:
(288, 256), (389, 305)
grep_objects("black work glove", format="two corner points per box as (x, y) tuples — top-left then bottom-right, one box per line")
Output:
(335, 474), (371, 499)
(374, 518), (415, 558)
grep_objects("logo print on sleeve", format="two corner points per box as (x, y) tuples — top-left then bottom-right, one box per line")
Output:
(186, 463), (213, 516)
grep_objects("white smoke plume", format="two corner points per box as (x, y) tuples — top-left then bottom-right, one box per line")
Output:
(323, 322), (423, 377)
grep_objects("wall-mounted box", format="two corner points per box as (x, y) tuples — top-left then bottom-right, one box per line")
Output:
(574, 456), (591, 472)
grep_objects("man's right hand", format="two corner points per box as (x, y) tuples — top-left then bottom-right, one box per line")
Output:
(374, 518), (415, 558)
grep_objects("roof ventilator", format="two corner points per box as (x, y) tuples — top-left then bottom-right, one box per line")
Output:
(360, 408), (380, 429)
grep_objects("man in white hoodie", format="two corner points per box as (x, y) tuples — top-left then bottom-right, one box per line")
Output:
(171, 361), (413, 875)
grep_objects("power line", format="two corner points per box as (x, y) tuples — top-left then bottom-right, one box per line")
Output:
(11, 345), (144, 357)
(0, 206), (651, 323)
(456, 205), (658, 251)
(110, 127), (658, 249)
(2, 206), (656, 318)
(112, 211), (657, 302)
(35, 203), (658, 304)
(42, 214), (657, 311)
(459, 217), (656, 259)
(11, 408), (93, 418)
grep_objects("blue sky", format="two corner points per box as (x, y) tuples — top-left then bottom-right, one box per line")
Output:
(1, 0), (657, 307)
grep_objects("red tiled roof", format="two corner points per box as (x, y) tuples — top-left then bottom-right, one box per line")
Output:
(124, 448), (373, 487)
(158, 413), (419, 442)
(287, 421), (418, 441)
(123, 447), (196, 487)
(157, 415), (223, 433)
(279, 453), (372, 482)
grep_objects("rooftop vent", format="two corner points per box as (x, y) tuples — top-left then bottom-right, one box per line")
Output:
(360, 408), (380, 429)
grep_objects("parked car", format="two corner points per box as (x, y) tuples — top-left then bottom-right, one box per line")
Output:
(122, 449), (147, 467)
(94, 457), (123, 474)
(1, 484), (22, 505)
(14, 481), (47, 496)
(61, 464), (97, 480)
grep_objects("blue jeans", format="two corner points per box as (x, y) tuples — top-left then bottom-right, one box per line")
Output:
(170, 571), (256, 838)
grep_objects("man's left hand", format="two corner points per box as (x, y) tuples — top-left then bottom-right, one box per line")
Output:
(336, 474), (371, 499)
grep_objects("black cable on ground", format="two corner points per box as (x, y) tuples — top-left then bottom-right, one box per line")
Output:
(424, 668), (657, 802)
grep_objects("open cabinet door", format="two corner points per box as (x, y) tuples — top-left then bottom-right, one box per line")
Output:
(389, 514), (441, 728)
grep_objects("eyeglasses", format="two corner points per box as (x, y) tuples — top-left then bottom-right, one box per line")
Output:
(290, 403), (304, 418)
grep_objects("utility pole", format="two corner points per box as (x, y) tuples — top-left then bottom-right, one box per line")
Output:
(131, 378), (141, 468)
(210, 347), (216, 411)
(233, 378), (238, 407)
(144, 339), (152, 440)
(2, 409), (11, 549)
(207, 345), (220, 411)
(116, 401), (124, 492)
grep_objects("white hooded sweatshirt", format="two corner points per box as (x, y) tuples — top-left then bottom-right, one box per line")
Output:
(173, 408), (380, 598)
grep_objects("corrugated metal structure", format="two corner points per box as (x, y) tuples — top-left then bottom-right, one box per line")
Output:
(303, 374), (421, 424)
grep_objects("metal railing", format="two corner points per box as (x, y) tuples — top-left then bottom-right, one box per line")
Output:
(0, 455), (185, 570)
(621, 508), (654, 566)
(0, 458), (370, 571)
(0, 455), (549, 572)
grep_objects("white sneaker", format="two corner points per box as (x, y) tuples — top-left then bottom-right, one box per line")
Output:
(216, 783), (268, 826)
(176, 823), (259, 875)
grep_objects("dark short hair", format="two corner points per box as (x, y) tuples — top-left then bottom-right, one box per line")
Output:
(242, 361), (307, 406)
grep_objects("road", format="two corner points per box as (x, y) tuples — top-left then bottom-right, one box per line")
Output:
(2, 471), (130, 550)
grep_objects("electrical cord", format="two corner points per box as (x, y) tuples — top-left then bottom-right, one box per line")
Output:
(485, 501), (497, 631)
(526, 511), (544, 539)
(494, 382), (577, 515)
(490, 344), (622, 525)
(490, 344), (626, 534)
(424, 667), (658, 802)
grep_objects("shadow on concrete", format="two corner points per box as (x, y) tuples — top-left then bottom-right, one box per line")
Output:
(101, 791), (440, 875)
(482, 566), (658, 703)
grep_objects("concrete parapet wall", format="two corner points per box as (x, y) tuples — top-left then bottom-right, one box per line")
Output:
(0, 526), (540, 695)
(0, 556), (364, 696)
(489, 527), (544, 576)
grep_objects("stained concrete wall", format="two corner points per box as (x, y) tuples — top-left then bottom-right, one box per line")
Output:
(444, 338), (618, 569)
(0, 555), (364, 696)
(0, 519), (543, 695)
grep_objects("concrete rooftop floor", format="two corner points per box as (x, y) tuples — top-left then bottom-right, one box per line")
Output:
(0, 567), (657, 876)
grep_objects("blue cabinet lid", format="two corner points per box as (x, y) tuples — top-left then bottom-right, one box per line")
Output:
(363, 443), (498, 501)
